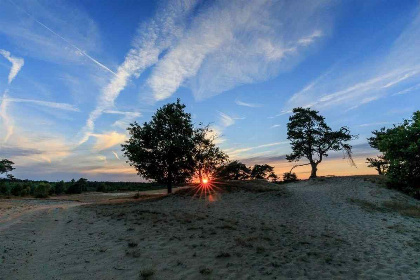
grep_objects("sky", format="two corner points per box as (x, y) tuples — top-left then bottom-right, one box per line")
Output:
(0, 0), (419, 182)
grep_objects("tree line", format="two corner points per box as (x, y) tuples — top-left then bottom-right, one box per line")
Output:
(1, 99), (418, 198)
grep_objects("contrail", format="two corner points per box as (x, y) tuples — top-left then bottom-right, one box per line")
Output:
(6, 0), (116, 76)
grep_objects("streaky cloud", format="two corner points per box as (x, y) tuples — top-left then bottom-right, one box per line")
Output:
(235, 99), (263, 108)
(146, 0), (331, 101)
(0, 49), (24, 84)
(78, 0), (199, 144)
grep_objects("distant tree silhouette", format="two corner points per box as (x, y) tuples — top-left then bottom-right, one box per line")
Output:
(286, 107), (356, 178)
(0, 159), (14, 175)
(216, 161), (251, 180)
(122, 99), (196, 193)
(251, 164), (277, 181)
(193, 125), (228, 184)
(366, 156), (388, 175)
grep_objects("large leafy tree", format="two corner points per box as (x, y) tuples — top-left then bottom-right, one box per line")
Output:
(368, 111), (420, 196)
(250, 164), (277, 181)
(0, 159), (14, 175)
(193, 125), (228, 184)
(216, 160), (251, 180)
(286, 107), (356, 178)
(122, 99), (196, 193)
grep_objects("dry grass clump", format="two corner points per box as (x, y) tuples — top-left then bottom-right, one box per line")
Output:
(382, 201), (420, 218)
(140, 268), (155, 279)
(348, 198), (420, 218)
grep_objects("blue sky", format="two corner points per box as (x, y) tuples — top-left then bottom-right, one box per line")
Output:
(0, 0), (419, 181)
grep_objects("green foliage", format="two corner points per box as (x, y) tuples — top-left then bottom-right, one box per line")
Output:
(193, 125), (228, 183)
(122, 99), (197, 193)
(283, 172), (298, 182)
(34, 182), (51, 198)
(286, 107), (356, 178)
(250, 164), (277, 181)
(216, 161), (251, 180)
(369, 111), (420, 197)
(66, 178), (88, 194)
(0, 182), (10, 195)
(366, 156), (389, 175)
(0, 159), (14, 174)
(54, 181), (65, 194)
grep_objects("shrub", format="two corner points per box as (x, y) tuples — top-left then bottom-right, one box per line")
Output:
(0, 183), (10, 195)
(283, 172), (298, 182)
(96, 183), (108, 192)
(34, 182), (51, 198)
(11, 183), (24, 196)
(54, 181), (65, 194)
(369, 111), (420, 197)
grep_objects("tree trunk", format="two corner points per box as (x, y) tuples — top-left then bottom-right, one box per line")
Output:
(198, 168), (203, 184)
(167, 171), (173, 194)
(310, 162), (318, 178)
(377, 168), (383, 175)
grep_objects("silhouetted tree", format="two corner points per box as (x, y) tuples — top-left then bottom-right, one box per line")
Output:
(251, 164), (277, 181)
(122, 99), (196, 193)
(193, 125), (228, 184)
(0, 159), (14, 175)
(216, 161), (251, 180)
(366, 156), (388, 175)
(286, 107), (356, 178)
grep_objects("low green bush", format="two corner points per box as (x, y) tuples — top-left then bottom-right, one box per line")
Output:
(34, 182), (51, 198)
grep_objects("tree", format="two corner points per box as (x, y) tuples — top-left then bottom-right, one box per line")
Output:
(216, 161), (251, 180)
(286, 107), (356, 178)
(0, 159), (14, 175)
(366, 156), (388, 175)
(251, 164), (277, 181)
(122, 99), (196, 193)
(193, 125), (228, 184)
(368, 111), (420, 196)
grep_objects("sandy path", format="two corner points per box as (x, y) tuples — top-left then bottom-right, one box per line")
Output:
(1, 178), (419, 279)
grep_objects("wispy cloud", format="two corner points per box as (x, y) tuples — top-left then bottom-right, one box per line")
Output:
(78, 0), (198, 144)
(0, 91), (14, 142)
(270, 124), (281, 129)
(285, 8), (420, 112)
(2, 97), (79, 112)
(112, 151), (120, 160)
(0, 49), (24, 84)
(235, 99), (263, 108)
(218, 112), (236, 128)
(147, 0), (331, 101)
(90, 131), (127, 151)
(227, 141), (289, 158)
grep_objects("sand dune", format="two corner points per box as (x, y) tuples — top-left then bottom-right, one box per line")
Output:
(1, 177), (419, 279)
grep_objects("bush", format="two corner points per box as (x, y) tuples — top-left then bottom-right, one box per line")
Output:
(283, 172), (298, 182)
(0, 182), (10, 195)
(11, 183), (24, 196)
(369, 111), (420, 197)
(54, 181), (65, 194)
(96, 183), (108, 192)
(34, 182), (51, 198)
(66, 178), (87, 194)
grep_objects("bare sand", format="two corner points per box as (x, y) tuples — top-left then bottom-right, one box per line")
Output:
(1, 177), (419, 279)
